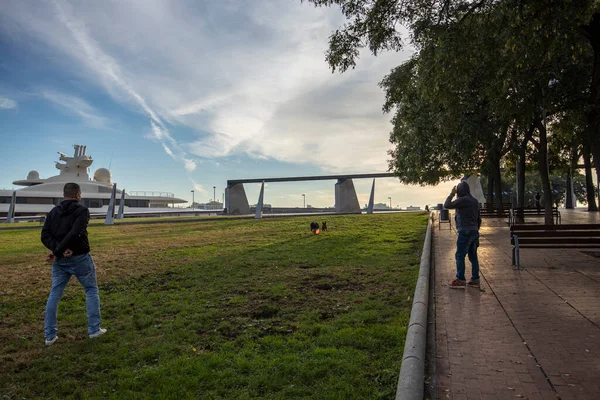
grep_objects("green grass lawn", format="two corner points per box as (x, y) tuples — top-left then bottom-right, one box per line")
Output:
(0, 213), (228, 229)
(0, 213), (428, 399)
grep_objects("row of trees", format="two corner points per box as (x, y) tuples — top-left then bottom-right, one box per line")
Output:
(306, 0), (600, 224)
(480, 171), (588, 207)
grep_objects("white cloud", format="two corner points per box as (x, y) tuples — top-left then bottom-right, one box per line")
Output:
(49, 0), (164, 126)
(0, 97), (17, 109)
(40, 89), (105, 127)
(161, 143), (175, 159)
(183, 158), (197, 172)
(5, 0), (198, 174)
(152, 121), (167, 141)
(189, 178), (206, 194)
(171, 92), (232, 117)
(1, 0), (412, 174)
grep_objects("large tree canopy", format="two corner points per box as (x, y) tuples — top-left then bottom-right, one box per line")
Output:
(306, 0), (600, 223)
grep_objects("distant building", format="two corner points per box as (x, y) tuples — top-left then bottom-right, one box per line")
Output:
(406, 205), (421, 211)
(250, 203), (272, 211)
(194, 201), (224, 210)
(373, 203), (391, 210)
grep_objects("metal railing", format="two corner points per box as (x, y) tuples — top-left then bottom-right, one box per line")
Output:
(128, 191), (175, 198)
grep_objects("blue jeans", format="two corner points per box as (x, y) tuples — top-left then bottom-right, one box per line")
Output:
(455, 230), (480, 281)
(45, 253), (101, 338)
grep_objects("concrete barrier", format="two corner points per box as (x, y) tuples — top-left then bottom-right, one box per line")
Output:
(396, 217), (432, 400)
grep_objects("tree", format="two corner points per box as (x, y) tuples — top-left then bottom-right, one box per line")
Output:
(380, 11), (510, 205)
(305, 0), (499, 73)
(380, 57), (493, 185)
(550, 109), (598, 210)
(306, 0), (598, 223)
(583, 14), (600, 199)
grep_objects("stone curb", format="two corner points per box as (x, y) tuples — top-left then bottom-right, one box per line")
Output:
(395, 217), (432, 400)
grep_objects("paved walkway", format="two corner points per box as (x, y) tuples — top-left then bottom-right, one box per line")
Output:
(433, 209), (600, 400)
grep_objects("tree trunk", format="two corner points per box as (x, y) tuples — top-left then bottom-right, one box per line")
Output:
(583, 143), (598, 211)
(565, 146), (574, 209)
(517, 150), (526, 207)
(492, 157), (503, 214)
(536, 120), (554, 225)
(567, 146), (579, 209)
(589, 121), (600, 208)
(514, 125), (533, 223)
(487, 174), (494, 208)
(516, 150), (526, 223)
(565, 170), (573, 209)
(585, 14), (600, 209)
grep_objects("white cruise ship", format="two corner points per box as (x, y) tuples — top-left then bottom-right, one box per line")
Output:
(0, 144), (187, 217)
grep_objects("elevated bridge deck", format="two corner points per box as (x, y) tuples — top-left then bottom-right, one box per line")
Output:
(227, 173), (395, 185)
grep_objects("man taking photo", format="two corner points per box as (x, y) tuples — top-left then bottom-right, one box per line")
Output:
(444, 181), (482, 289)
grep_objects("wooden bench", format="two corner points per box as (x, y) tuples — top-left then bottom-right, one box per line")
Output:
(482, 202), (512, 209)
(480, 203), (512, 218)
(510, 224), (600, 269)
(508, 207), (561, 226)
(480, 209), (510, 217)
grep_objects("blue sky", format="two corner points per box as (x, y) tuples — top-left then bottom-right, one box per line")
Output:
(0, 0), (455, 208)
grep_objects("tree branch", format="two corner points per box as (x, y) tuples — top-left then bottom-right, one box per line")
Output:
(458, 0), (489, 24)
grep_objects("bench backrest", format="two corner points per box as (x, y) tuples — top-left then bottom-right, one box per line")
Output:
(510, 224), (600, 232)
(481, 203), (511, 210)
(512, 207), (559, 212)
(510, 224), (600, 245)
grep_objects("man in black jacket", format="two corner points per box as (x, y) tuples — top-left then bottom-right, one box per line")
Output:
(41, 182), (106, 345)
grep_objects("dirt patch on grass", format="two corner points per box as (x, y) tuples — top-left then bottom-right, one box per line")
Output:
(313, 281), (366, 291)
(304, 273), (335, 280)
(298, 272), (366, 292)
(251, 305), (280, 319)
(293, 262), (316, 269)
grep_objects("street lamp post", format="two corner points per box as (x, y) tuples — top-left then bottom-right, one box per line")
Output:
(302, 194), (306, 208)
(213, 186), (216, 209)
(388, 197), (392, 209)
(191, 190), (194, 209)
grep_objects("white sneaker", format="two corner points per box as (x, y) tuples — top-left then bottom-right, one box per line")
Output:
(45, 336), (58, 346)
(89, 328), (107, 339)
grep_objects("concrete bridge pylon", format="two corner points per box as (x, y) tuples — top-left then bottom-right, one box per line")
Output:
(226, 183), (251, 215)
(334, 178), (361, 214)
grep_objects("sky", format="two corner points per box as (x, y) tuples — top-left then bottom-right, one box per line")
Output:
(0, 0), (456, 208)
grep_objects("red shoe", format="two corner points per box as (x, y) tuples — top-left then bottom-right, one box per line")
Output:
(449, 278), (466, 289)
(467, 279), (480, 288)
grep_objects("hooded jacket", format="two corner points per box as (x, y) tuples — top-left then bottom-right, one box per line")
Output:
(443, 182), (481, 231)
(41, 200), (90, 258)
